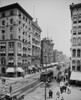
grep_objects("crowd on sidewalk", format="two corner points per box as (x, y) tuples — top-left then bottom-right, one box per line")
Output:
(47, 79), (71, 100)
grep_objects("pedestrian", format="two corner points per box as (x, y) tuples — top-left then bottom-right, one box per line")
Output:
(59, 80), (64, 94)
(49, 90), (53, 98)
(9, 85), (12, 93)
(56, 91), (60, 98)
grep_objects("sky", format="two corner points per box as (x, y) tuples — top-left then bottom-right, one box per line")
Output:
(0, 0), (81, 57)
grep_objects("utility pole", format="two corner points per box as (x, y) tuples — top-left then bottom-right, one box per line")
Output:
(45, 55), (47, 100)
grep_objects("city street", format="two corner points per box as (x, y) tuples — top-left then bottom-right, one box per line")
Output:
(0, 67), (81, 100)
(24, 80), (81, 100)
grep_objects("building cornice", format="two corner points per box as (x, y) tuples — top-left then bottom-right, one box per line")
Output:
(0, 3), (33, 20)
(70, 3), (81, 17)
(32, 21), (42, 32)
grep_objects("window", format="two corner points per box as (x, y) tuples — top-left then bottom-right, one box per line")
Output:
(10, 18), (14, 24)
(77, 60), (80, 71)
(2, 12), (5, 17)
(77, 37), (81, 45)
(73, 32), (76, 35)
(1, 53), (6, 56)
(19, 20), (21, 25)
(73, 38), (76, 45)
(23, 16), (25, 20)
(8, 53), (14, 56)
(73, 15), (77, 23)
(28, 35), (30, 38)
(2, 20), (5, 25)
(77, 49), (80, 57)
(2, 35), (5, 40)
(77, 66), (80, 71)
(10, 34), (13, 39)
(72, 66), (75, 70)
(78, 14), (81, 23)
(9, 42), (14, 48)
(26, 18), (27, 22)
(10, 26), (13, 32)
(18, 42), (21, 48)
(2, 30), (5, 34)
(10, 10), (14, 15)
(19, 28), (21, 33)
(18, 35), (21, 40)
(72, 60), (76, 64)
(23, 31), (25, 35)
(72, 49), (76, 57)
(1, 58), (6, 65)
(18, 13), (21, 19)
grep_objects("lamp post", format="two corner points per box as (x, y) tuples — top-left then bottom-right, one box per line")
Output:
(44, 55), (47, 100)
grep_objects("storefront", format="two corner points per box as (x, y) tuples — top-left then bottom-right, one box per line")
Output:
(70, 71), (81, 85)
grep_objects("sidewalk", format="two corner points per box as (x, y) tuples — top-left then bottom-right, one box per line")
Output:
(24, 81), (81, 100)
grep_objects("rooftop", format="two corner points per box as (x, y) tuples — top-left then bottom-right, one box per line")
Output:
(0, 3), (33, 20)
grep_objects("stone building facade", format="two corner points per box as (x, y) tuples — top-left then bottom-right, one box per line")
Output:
(0, 3), (41, 76)
(41, 37), (54, 67)
(70, 3), (81, 72)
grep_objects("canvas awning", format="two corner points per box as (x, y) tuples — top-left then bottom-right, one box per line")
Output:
(70, 71), (81, 81)
(28, 66), (33, 70)
(16, 67), (24, 72)
(6, 67), (15, 73)
(31, 65), (38, 70)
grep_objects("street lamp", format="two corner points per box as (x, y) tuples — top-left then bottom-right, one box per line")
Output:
(44, 55), (47, 100)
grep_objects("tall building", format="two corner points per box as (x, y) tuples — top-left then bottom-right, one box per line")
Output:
(70, 3), (81, 81)
(31, 19), (42, 67)
(0, 3), (33, 76)
(41, 37), (54, 67)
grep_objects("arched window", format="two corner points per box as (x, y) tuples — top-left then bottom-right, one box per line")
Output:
(77, 49), (80, 57)
(73, 38), (76, 45)
(72, 49), (76, 57)
(1, 57), (6, 65)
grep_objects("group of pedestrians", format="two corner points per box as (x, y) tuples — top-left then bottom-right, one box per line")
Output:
(59, 79), (71, 94)
(48, 79), (71, 100)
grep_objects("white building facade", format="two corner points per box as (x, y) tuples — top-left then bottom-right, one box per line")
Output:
(70, 3), (81, 82)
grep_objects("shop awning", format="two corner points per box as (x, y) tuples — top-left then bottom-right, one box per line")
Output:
(28, 66), (33, 70)
(32, 65), (38, 70)
(16, 67), (24, 72)
(70, 71), (81, 81)
(6, 67), (15, 73)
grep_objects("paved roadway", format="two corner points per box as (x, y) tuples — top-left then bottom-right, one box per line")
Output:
(0, 73), (40, 98)
(0, 66), (67, 99)
(24, 80), (81, 100)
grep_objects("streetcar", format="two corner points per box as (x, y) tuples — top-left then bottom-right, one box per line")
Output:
(40, 70), (54, 82)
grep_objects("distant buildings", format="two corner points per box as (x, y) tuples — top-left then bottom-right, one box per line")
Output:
(0, 3), (41, 76)
(53, 49), (70, 67)
(41, 37), (54, 66)
(70, 3), (81, 82)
